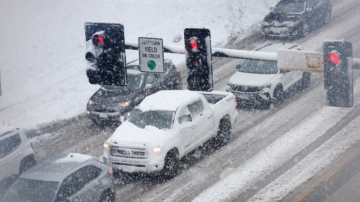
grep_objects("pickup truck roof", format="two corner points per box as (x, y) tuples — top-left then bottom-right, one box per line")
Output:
(138, 90), (201, 111)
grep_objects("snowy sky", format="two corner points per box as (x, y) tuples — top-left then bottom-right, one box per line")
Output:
(0, 0), (278, 129)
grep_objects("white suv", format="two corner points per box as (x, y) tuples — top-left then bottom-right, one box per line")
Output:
(226, 43), (311, 107)
(0, 127), (36, 182)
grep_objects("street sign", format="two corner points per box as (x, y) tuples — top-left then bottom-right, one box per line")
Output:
(138, 37), (164, 73)
(277, 49), (324, 73)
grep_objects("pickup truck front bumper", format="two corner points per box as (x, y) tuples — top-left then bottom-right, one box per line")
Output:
(103, 147), (165, 173)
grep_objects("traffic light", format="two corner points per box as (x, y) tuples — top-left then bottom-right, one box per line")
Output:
(85, 22), (127, 86)
(323, 40), (353, 108)
(184, 28), (213, 91)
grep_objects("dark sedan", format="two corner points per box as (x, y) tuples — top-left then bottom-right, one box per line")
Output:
(262, 0), (332, 39)
(86, 59), (182, 125)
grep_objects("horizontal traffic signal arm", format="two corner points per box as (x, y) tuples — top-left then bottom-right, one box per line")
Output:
(125, 42), (277, 61)
(125, 42), (360, 70)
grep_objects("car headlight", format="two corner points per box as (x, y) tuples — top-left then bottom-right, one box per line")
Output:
(263, 21), (269, 26)
(119, 101), (131, 107)
(152, 147), (161, 153)
(104, 142), (111, 151)
(294, 20), (301, 26)
(88, 99), (95, 105)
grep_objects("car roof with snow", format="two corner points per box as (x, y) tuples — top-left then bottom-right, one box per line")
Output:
(20, 153), (97, 182)
(256, 43), (303, 53)
(138, 90), (201, 111)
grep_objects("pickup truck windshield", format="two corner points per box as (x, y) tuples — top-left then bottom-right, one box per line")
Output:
(127, 109), (174, 129)
(102, 74), (144, 92)
(273, 1), (305, 13)
(239, 59), (278, 74)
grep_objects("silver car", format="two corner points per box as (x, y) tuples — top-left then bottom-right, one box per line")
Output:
(1, 153), (115, 202)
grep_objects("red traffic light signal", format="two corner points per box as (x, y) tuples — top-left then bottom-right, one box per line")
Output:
(92, 34), (105, 47)
(185, 38), (199, 52)
(329, 52), (340, 65)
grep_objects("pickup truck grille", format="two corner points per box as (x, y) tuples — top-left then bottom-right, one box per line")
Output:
(228, 84), (260, 93)
(110, 146), (148, 159)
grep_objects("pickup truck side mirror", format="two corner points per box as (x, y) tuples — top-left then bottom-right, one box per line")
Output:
(178, 114), (192, 124)
(120, 116), (126, 122)
(236, 64), (242, 71)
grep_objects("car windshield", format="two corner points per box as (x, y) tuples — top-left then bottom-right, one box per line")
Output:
(238, 59), (278, 74)
(273, 0), (305, 13)
(127, 109), (174, 129)
(1, 178), (59, 202)
(101, 73), (144, 92)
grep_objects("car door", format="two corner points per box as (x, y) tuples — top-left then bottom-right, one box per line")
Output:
(187, 99), (211, 147)
(54, 165), (100, 202)
(0, 133), (23, 180)
(177, 105), (196, 154)
(306, 0), (318, 27)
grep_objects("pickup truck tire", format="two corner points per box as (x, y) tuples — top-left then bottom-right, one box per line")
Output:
(162, 150), (179, 179)
(298, 72), (311, 90)
(272, 85), (283, 107)
(214, 119), (231, 148)
(100, 190), (115, 202)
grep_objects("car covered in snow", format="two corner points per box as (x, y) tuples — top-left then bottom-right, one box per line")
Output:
(0, 127), (36, 184)
(102, 90), (238, 178)
(226, 43), (311, 107)
(262, 0), (332, 38)
(86, 59), (182, 125)
(1, 153), (115, 202)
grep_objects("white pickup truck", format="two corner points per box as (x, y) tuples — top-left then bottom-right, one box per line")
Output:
(102, 90), (238, 178)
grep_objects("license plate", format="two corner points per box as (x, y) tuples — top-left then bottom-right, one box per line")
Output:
(99, 113), (108, 119)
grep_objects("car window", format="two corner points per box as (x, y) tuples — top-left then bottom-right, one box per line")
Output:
(55, 165), (98, 201)
(273, 0), (305, 13)
(239, 59), (278, 74)
(187, 99), (204, 117)
(178, 106), (192, 124)
(307, 0), (316, 8)
(1, 178), (59, 202)
(127, 109), (175, 129)
(0, 134), (22, 159)
(145, 73), (158, 85)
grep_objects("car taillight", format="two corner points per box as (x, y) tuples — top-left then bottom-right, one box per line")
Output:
(234, 97), (238, 109)
(107, 167), (113, 175)
(176, 68), (181, 73)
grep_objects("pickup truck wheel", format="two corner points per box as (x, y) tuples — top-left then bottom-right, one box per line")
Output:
(298, 72), (311, 90)
(214, 119), (231, 148)
(272, 86), (283, 107)
(162, 150), (179, 179)
(99, 190), (115, 202)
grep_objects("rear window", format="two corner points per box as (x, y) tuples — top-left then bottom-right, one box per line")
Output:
(0, 134), (22, 159)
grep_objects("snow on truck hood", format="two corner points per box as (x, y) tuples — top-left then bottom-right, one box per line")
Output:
(228, 72), (278, 87)
(107, 122), (170, 146)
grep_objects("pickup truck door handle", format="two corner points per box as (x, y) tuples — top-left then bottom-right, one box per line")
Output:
(191, 125), (196, 129)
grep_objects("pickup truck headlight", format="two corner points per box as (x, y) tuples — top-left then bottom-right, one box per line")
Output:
(152, 147), (161, 153)
(104, 142), (111, 151)
(119, 101), (131, 107)
(88, 99), (95, 105)
(263, 21), (270, 26)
